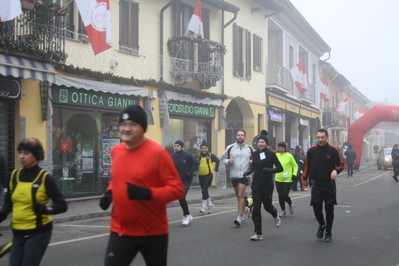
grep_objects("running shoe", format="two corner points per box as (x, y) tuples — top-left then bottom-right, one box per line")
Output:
(325, 232), (333, 242)
(274, 215), (281, 228)
(242, 207), (250, 221)
(208, 204), (214, 214)
(279, 210), (287, 217)
(289, 205), (294, 215)
(250, 234), (263, 241)
(200, 207), (207, 213)
(234, 216), (242, 226)
(317, 225), (326, 239)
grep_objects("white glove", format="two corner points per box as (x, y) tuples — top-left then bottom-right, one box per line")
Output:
(3, 188), (7, 193)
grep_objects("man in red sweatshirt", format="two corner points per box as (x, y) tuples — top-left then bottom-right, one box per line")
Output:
(100, 105), (185, 266)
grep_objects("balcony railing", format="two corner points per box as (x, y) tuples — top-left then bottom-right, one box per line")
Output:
(267, 63), (293, 94)
(0, 3), (67, 64)
(298, 82), (316, 103)
(323, 107), (349, 128)
(167, 36), (225, 89)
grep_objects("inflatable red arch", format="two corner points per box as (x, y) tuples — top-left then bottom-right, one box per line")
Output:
(347, 105), (399, 170)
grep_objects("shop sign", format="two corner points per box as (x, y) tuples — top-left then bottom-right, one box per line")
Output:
(0, 78), (21, 99)
(269, 109), (282, 122)
(168, 101), (215, 118)
(53, 86), (138, 110)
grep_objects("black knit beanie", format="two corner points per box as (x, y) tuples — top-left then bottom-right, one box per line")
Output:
(174, 140), (184, 148)
(258, 130), (268, 144)
(120, 105), (148, 132)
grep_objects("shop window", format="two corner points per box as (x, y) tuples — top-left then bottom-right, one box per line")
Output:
(164, 119), (210, 186)
(52, 108), (107, 196)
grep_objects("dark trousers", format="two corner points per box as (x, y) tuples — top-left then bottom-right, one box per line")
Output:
(393, 166), (399, 178)
(275, 181), (292, 210)
(199, 174), (212, 200)
(10, 230), (52, 266)
(179, 183), (191, 216)
(311, 180), (336, 233)
(251, 183), (278, 235)
(347, 164), (354, 176)
(105, 232), (169, 266)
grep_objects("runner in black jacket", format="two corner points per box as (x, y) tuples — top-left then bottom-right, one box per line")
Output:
(302, 129), (344, 243)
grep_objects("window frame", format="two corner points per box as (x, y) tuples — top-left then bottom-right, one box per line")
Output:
(119, 0), (139, 55)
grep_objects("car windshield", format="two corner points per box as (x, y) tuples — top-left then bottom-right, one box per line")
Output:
(384, 148), (392, 155)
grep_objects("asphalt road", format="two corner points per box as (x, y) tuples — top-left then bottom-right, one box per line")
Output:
(0, 168), (398, 266)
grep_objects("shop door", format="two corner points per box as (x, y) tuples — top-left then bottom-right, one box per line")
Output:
(0, 101), (14, 171)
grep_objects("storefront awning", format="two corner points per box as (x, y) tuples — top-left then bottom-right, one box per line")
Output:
(0, 54), (56, 83)
(163, 90), (223, 106)
(54, 75), (151, 98)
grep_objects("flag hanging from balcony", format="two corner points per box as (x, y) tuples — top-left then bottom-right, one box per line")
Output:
(75, 0), (112, 55)
(375, 129), (380, 136)
(289, 60), (308, 94)
(335, 96), (349, 112)
(0, 0), (22, 22)
(316, 76), (329, 102)
(353, 107), (365, 120)
(186, 0), (204, 39)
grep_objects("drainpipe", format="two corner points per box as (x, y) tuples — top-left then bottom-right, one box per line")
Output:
(221, 10), (238, 96)
(160, 0), (179, 81)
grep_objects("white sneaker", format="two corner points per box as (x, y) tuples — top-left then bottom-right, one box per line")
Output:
(200, 207), (207, 213)
(234, 215), (242, 226)
(250, 234), (263, 241)
(275, 215), (281, 228)
(208, 204), (214, 214)
(182, 214), (193, 226)
(279, 210), (287, 217)
(242, 207), (250, 221)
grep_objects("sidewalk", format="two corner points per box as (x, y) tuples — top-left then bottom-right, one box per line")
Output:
(0, 160), (376, 231)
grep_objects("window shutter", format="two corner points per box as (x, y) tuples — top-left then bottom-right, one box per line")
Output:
(233, 23), (239, 77)
(246, 30), (251, 80)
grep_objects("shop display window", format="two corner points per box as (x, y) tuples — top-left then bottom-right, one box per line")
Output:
(52, 108), (120, 196)
(164, 119), (210, 186)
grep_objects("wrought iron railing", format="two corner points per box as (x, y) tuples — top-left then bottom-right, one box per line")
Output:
(0, 4), (67, 64)
(298, 82), (316, 103)
(267, 63), (293, 93)
(167, 36), (225, 89)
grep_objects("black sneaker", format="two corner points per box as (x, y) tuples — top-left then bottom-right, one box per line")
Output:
(393, 176), (399, 182)
(316, 225), (325, 239)
(325, 232), (333, 242)
(0, 241), (12, 258)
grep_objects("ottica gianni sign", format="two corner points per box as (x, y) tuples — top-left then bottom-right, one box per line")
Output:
(167, 100), (215, 118)
(53, 86), (138, 111)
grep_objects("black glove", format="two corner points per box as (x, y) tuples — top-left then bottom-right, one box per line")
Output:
(292, 175), (297, 180)
(33, 203), (49, 215)
(214, 168), (218, 172)
(0, 212), (6, 223)
(243, 171), (252, 177)
(263, 167), (273, 173)
(99, 190), (112, 210)
(127, 182), (152, 200)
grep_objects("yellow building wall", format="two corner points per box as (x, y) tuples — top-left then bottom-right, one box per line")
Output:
(18, 80), (48, 162)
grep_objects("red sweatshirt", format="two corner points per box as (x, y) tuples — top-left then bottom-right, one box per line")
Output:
(108, 139), (184, 236)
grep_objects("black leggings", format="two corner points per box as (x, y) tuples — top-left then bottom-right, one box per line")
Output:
(251, 183), (278, 235)
(313, 203), (334, 233)
(275, 181), (292, 211)
(199, 174), (212, 200)
(179, 183), (191, 216)
(105, 232), (169, 266)
(10, 230), (52, 266)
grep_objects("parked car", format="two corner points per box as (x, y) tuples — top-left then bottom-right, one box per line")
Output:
(377, 148), (392, 170)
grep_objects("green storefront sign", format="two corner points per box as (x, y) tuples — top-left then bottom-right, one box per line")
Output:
(168, 101), (215, 118)
(53, 86), (138, 111)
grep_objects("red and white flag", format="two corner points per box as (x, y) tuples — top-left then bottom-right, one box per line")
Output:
(289, 60), (308, 94)
(316, 76), (329, 102)
(335, 96), (349, 112)
(76, 0), (112, 55)
(0, 0), (22, 22)
(187, 0), (204, 38)
(375, 129), (380, 136)
(353, 107), (365, 120)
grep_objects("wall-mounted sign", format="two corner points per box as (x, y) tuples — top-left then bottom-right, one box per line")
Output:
(168, 100), (215, 118)
(53, 86), (138, 110)
(269, 109), (283, 122)
(0, 78), (21, 99)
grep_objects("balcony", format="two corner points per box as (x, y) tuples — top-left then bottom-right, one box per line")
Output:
(0, 2), (67, 64)
(267, 63), (293, 94)
(323, 107), (349, 130)
(298, 82), (316, 104)
(167, 36), (225, 89)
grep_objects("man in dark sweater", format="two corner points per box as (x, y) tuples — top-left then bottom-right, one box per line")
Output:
(344, 146), (357, 177)
(172, 140), (199, 226)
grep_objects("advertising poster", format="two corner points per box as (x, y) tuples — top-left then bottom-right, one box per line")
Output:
(102, 139), (120, 177)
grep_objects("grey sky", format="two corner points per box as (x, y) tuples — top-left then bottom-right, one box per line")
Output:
(290, 0), (399, 105)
